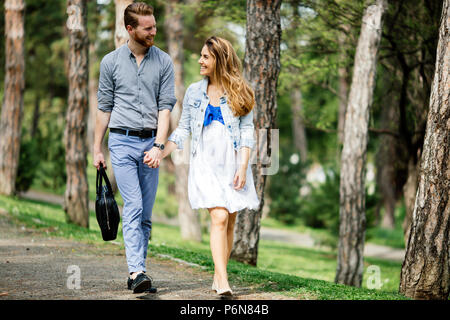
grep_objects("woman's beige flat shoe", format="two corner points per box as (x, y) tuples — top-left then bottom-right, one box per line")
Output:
(216, 287), (233, 296)
(211, 279), (218, 292)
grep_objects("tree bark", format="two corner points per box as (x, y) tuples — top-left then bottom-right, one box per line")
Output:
(87, 42), (98, 154)
(165, 0), (202, 242)
(114, 0), (133, 48)
(64, 0), (89, 228)
(231, 0), (282, 266)
(337, 26), (350, 145)
(376, 85), (399, 230)
(0, 0), (25, 196)
(399, 0), (450, 299)
(335, 0), (387, 287)
(402, 157), (419, 246)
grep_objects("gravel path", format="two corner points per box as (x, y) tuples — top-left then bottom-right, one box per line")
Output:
(0, 210), (295, 300)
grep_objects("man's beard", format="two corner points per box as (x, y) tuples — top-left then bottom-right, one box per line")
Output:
(133, 33), (154, 48)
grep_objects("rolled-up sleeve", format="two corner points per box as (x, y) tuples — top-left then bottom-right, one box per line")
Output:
(97, 56), (114, 112)
(158, 57), (177, 112)
(168, 87), (191, 150)
(239, 109), (256, 149)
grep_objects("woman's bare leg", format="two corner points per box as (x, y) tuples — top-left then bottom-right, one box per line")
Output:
(226, 212), (237, 261)
(209, 207), (231, 291)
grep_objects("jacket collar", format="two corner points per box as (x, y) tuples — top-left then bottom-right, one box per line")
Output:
(200, 77), (209, 97)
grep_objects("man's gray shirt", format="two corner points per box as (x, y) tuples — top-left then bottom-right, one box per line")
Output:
(97, 43), (177, 130)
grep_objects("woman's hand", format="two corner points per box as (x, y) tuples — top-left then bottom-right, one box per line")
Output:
(233, 166), (247, 190)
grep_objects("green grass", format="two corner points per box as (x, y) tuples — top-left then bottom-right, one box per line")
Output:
(0, 194), (409, 300)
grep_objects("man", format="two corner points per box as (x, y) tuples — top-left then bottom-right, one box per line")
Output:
(93, 2), (176, 294)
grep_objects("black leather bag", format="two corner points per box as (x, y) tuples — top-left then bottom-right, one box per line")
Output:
(95, 164), (120, 241)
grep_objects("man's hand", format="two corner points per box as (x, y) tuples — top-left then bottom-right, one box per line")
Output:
(93, 150), (107, 170)
(143, 147), (162, 168)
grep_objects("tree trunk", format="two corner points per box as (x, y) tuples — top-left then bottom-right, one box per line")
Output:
(291, 88), (307, 163)
(0, 0), (25, 196)
(165, 0), (202, 242)
(402, 157), (419, 246)
(231, 0), (282, 266)
(114, 0), (133, 48)
(376, 85), (399, 230)
(88, 42), (98, 154)
(64, 0), (89, 228)
(335, 0), (387, 287)
(337, 26), (350, 145)
(399, 0), (450, 299)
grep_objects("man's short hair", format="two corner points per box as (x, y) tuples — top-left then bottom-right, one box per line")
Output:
(124, 2), (154, 29)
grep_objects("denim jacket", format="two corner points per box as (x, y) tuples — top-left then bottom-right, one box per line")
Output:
(168, 77), (256, 155)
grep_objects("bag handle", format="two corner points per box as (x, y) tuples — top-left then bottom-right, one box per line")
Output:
(96, 163), (103, 196)
(98, 163), (114, 195)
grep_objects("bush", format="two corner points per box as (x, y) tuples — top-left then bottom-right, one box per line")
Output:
(15, 131), (41, 192)
(300, 166), (379, 238)
(267, 148), (307, 224)
(33, 120), (66, 193)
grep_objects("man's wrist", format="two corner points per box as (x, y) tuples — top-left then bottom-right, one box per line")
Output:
(94, 146), (102, 153)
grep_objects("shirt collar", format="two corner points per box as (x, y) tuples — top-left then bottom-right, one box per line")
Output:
(125, 40), (152, 58)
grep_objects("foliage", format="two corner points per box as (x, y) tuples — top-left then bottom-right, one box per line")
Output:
(15, 129), (40, 193)
(269, 163), (379, 247)
(267, 147), (307, 225)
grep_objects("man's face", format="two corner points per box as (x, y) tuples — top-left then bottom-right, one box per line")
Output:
(128, 15), (157, 48)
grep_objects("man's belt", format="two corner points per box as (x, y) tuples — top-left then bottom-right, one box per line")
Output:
(110, 128), (157, 138)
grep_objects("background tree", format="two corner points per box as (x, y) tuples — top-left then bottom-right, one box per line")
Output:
(114, 0), (132, 48)
(164, 0), (202, 242)
(0, 0), (25, 196)
(399, 0), (449, 300)
(231, 0), (282, 266)
(335, 0), (387, 287)
(64, 0), (89, 227)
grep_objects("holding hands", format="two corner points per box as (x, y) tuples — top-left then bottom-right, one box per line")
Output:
(143, 146), (162, 168)
(143, 141), (176, 168)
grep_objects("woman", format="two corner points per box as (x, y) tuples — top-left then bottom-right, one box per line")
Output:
(157, 36), (259, 296)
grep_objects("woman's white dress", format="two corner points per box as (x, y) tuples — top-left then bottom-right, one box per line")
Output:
(188, 110), (260, 213)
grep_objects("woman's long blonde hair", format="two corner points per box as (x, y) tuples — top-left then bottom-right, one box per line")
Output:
(204, 36), (255, 117)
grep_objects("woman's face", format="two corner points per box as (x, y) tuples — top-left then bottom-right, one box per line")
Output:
(198, 45), (215, 78)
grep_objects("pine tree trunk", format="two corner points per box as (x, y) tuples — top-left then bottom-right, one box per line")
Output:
(402, 158), (419, 246)
(337, 27), (350, 145)
(399, 0), (450, 299)
(231, 0), (282, 266)
(88, 42), (98, 154)
(114, 0), (133, 48)
(376, 87), (399, 230)
(335, 0), (387, 287)
(165, 0), (202, 242)
(64, 0), (89, 228)
(0, 0), (25, 196)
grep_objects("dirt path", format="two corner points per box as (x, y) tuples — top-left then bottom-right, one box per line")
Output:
(0, 210), (294, 300)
